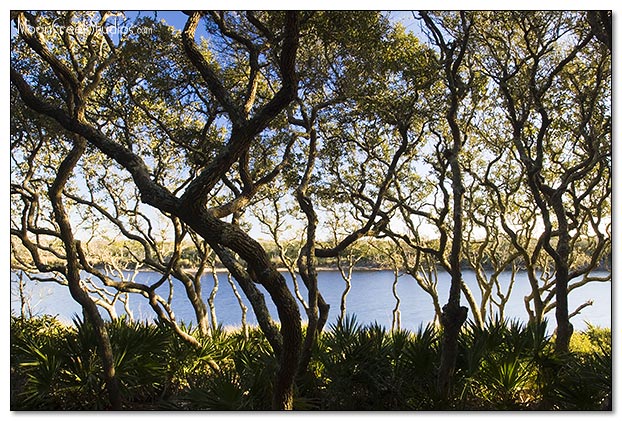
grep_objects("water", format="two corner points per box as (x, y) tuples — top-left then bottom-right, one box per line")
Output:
(10, 269), (611, 332)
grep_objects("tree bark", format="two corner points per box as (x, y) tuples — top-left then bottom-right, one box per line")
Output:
(212, 244), (283, 355)
(200, 221), (301, 409)
(391, 266), (401, 331)
(419, 11), (472, 400)
(549, 195), (573, 353)
(12, 11), (303, 409)
(174, 269), (211, 336)
(437, 303), (468, 398)
(48, 136), (122, 410)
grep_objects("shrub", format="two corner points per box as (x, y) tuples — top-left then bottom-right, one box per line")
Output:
(11, 315), (175, 409)
(11, 315), (612, 410)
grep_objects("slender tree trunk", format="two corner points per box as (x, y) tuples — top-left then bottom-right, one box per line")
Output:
(208, 265), (220, 331)
(437, 151), (469, 400)
(339, 277), (352, 324)
(76, 296), (123, 410)
(175, 271), (211, 336)
(213, 244), (283, 354)
(301, 129), (330, 342)
(551, 197), (573, 353)
(437, 86), (468, 403)
(337, 255), (354, 325)
(296, 124), (329, 378)
(193, 219), (301, 410)
(419, 11), (471, 400)
(411, 260), (443, 326)
(438, 147), (468, 397)
(226, 272), (248, 337)
(460, 279), (482, 328)
(391, 266), (401, 331)
(49, 137), (122, 410)
(438, 301), (468, 398)
(18, 272), (32, 318)
(554, 265), (572, 352)
(263, 277), (301, 410)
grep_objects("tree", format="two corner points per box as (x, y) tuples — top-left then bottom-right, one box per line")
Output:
(11, 10), (611, 409)
(12, 10), (304, 409)
(10, 12), (126, 407)
(326, 209), (367, 324)
(472, 11), (611, 352)
(256, 11), (430, 376)
(416, 11), (478, 399)
(11, 10), (420, 409)
(462, 171), (522, 323)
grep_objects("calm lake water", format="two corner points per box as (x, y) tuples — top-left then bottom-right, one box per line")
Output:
(10, 269), (611, 332)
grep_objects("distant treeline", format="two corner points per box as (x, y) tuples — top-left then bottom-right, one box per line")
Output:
(13, 237), (609, 273)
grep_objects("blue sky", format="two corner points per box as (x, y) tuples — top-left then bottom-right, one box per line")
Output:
(10, 11), (422, 43)
(128, 10), (422, 37)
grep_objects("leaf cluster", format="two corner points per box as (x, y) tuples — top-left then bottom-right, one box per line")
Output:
(11, 315), (611, 410)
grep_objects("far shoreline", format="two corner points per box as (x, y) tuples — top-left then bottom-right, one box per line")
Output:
(89, 265), (392, 273)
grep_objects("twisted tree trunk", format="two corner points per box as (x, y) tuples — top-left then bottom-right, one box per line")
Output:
(49, 136), (122, 410)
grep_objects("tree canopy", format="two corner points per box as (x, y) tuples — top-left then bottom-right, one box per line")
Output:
(10, 10), (611, 409)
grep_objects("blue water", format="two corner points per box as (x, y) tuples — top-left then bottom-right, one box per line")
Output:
(10, 269), (611, 332)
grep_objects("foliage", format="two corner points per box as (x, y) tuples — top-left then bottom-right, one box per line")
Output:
(569, 324), (611, 355)
(10, 9), (611, 410)
(10, 315), (74, 409)
(542, 344), (611, 410)
(11, 316), (173, 409)
(181, 327), (279, 410)
(11, 315), (611, 410)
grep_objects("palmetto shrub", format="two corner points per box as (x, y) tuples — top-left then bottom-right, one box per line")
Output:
(162, 323), (226, 397)
(313, 315), (441, 410)
(157, 316), (613, 411)
(181, 325), (279, 410)
(11, 315), (74, 409)
(11, 315), (611, 410)
(455, 318), (555, 409)
(11, 316), (173, 409)
(454, 318), (612, 410)
(542, 325), (612, 410)
(389, 323), (441, 409)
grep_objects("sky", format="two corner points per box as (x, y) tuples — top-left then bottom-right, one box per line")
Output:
(129, 10), (423, 38)
(112, 10), (427, 241)
(3, 4), (620, 417)
(6, 8), (616, 242)
(6, 10), (431, 245)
